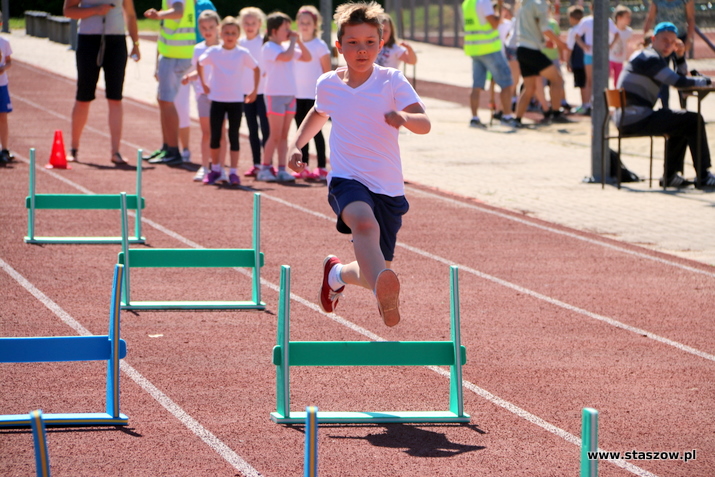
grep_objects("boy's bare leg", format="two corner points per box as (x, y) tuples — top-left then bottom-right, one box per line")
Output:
(107, 99), (122, 157)
(0, 112), (8, 150)
(539, 64), (565, 110)
(157, 99), (180, 148)
(340, 201), (401, 326)
(70, 100), (91, 159)
(516, 76), (538, 119)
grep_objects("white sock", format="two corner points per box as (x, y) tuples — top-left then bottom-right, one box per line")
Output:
(211, 164), (222, 172)
(229, 168), (237, 175)
(472, 116), (480, 122)
(328, 263), (345, 290)
(502, 114), (513, 120)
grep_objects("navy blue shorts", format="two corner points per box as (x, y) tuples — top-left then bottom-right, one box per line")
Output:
(0, 85), (12, 113)
(328, 177), (409, 262)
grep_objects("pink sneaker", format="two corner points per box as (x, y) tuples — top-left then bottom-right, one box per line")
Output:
(375, 269), (400, 327)
(319, 255), (344, 313)
(244, 165), (260, 177)
(292, 169), (318, 180)
(313, 167), (328, 181)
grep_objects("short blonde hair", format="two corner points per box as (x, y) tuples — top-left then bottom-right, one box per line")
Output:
(220, 16), (241, 34)
(334, 2), (383, 43)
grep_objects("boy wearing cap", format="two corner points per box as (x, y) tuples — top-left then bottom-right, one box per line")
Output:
(617, 22), (715, 188)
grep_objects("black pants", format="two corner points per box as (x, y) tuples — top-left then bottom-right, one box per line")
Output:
(294, 98), (327, 168)
(621, 109), (711, 179)
(243, 94), (269, 164)
(210, 101), (243, 151)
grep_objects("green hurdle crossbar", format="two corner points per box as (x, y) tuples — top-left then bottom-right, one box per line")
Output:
(117, 192), (265, 311)
(580, 408), (599, 477)
(271, 265), (469, 424)
(25, 148), (146, 244)
(30, 410), (51, 477)
(0, 265), (128, 428)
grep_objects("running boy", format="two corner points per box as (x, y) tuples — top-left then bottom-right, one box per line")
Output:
(288, 1), (431, 327)
(0, 12), (13, 164)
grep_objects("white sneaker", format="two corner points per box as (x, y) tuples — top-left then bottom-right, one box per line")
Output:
(275, 169), (296, 182)
(256, 167), (277, 182)
(193, 166), (207, 182)
(218, 168), (229, 183)
(181, 148), (191, 162)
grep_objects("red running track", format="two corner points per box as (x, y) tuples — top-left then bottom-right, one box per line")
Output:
(1, 61), (714, 476)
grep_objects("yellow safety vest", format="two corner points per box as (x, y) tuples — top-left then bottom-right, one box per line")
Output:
(462, 0), (502, 56)
(157, 0), (196, 59)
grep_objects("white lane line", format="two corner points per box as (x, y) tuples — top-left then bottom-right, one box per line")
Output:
(0, 257), (262, 477)
(405, 186), (715, 279)
(10, 153), (661, 477)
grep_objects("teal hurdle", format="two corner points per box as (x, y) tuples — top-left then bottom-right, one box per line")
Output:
(25, 149), (146, 244)
(117, 192), (265, 310)
(29, 410), (51, 477)
(304, 406), (318, 477)
(271, 265), (470, 424)
(580, 408), (599, 477)
(0, 265), (128, 428)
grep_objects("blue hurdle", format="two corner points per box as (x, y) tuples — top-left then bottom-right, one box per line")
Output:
(304, 406), (318, 477)
(0, 265), (128, 428)
(580, 408), (599, 477)
(29, 410), (51, 477)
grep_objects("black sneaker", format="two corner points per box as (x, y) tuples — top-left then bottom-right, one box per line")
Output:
(142, 146), (167, 161)
(0, 149), (10, 164)
(149, 147), (183, 165)
(695, 172), (715, 188)
(550, 112), (573, 124)
(469, 118), (487, 129)
(659, 173), (693, 188)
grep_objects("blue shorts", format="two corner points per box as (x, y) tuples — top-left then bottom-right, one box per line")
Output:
(157, 56), (192, 102)
(0, 85), (12, 113)
(584, 54), (593, 66)
(471, 50), (513, 90)
(328, 177), (409, 262)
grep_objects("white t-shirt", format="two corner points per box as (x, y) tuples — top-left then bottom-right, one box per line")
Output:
(198, 45), (258, 102)
(239, 35), (266, 95)
(476, 0), (495, 24)
(0, 37), (12, 87)
(294, 37), (331, 99)
(609, 26), (633, 63)
(191, 41), (211, 97)
(574, 16), (619, 48)
(262, 40), (302, 96)
(375, 43), (407, 69)
(315, 65), (423, 197)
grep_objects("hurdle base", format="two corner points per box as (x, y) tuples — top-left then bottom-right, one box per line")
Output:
(121, 300), (266, 311)
(0, 412), (129, 428)
(25, 236), (146, 245)
(270, 411), (470, 424)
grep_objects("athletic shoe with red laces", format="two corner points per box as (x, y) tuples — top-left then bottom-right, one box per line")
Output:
(319, 255), (344, 313)
(292, 168), (318, 180)
(312, 167), (329, 181)
(244, 165), (261, 177)
(375, 269), (400, 327)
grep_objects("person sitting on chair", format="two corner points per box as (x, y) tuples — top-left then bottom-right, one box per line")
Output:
(617, 22), (715, 188)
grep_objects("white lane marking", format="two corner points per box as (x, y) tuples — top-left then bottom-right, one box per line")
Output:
(0, 257), (263, 477)
(405, 186), (715, 279)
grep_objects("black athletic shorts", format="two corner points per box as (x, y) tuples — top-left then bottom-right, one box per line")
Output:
(572, 67), (586, 89)
(76, 34), (128, 102)
(516, 46), (553, 78)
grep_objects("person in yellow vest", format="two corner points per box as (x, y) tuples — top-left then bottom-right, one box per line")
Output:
(143, 0), (196, 164)
(462, 0), (515, 128)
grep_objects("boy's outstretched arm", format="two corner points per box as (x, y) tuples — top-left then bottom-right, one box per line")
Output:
(384, 102), (430, 134)
(288, 107), (329, 172)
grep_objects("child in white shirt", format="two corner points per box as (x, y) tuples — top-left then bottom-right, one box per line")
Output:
(289, 2), (430, 327)
(239, 7), (270, 178)
(293, 5), (332, 180)
(199, 16), (259, 186)
(256, 11), (311, 182)
(375, 13), (417, 69)
(609, 5), (633, 87)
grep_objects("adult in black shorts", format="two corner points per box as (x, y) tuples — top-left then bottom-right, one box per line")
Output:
(63, 0), (140, 165)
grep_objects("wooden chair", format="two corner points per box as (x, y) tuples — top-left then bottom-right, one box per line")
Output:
(602, 88), (669, 189)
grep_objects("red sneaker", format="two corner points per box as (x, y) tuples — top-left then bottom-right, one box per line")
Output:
(319, 255), (344, 313)
(244, 165), (260, 177)
(375, 269), (400, 327)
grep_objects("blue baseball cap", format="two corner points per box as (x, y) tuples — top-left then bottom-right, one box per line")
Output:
(653, 22), (678, 36)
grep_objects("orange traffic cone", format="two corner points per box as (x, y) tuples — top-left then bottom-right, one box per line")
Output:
(46, 130), (71, 169)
